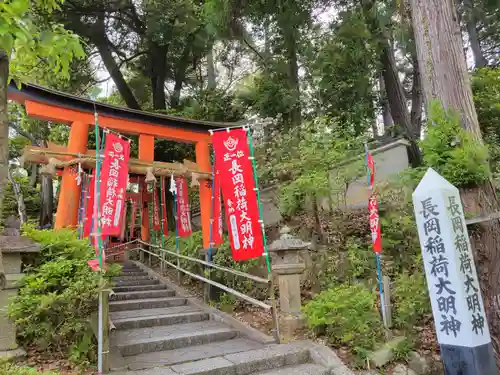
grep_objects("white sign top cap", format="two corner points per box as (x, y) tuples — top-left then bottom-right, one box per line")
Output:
(413, 168), (459, 196)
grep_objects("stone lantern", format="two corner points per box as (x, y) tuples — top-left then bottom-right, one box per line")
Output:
(269, 227), (309, 339)
(0, 217), (40, 359)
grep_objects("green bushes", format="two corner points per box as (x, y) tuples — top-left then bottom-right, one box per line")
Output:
(303, 283), (384, 363)
(8, 226), (120, 363)
(0, 363), (59, 375)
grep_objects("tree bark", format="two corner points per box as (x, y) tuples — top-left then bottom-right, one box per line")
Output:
(96, 40), (142, 110)
(0, 49), (9, 289)
(411, 0), (500, 368)
(39, 174), (54, 228)
(410, 53), (423, 139)
(380, 43), (422, 165)
(380, 74), (394, 135)
(463, 0), (488, 68)
(150, 43), (167, 110)
(8, 169), (27, 225)
(207, 47), (216, 90)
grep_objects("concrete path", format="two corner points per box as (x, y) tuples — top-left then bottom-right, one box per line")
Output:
(109, 261), (353, 375)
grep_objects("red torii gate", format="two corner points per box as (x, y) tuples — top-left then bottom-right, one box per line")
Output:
(8, 82), (232, 248)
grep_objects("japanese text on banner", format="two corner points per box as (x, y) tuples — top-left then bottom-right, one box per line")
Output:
(153, 187), (161, 231)
(212, 129), (263, 261)
(176, 177), (192, 237)
(161, 177), (169, 235)
(99, 133), (130, 236)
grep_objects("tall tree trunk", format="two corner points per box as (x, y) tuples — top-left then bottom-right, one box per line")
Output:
(0, 49), (9, 289)
(411, 0), (500, 368)
(29, 164), (37, 187)
(463, 0), (488, 68)
(39, 173), (53, 228)
(410, 53), (423, 139)
(150, 43), (167, 110)
(207, 47), (216, 90)
(380, 74), (394, 135)
(380, 43), (422, 165)
(8, 169), (27, 225)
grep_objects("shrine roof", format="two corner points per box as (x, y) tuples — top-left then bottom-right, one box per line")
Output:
(8, 82), (235, 133)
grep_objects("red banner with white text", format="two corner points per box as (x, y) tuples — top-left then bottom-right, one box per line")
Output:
(212, 129), (263, 261)
(367, 153), (382, 254)
(175, 177), (192, 237)
(83, 170), (95, 238)
(161, 177), (169, 236)
(153, 187), (161, 231)
(212, 168), (224, 245)
(99, 133), (130, 236)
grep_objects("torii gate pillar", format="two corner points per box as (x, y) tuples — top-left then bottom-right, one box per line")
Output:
(55, 121), (89, 229)
(139, 135), (155, 242)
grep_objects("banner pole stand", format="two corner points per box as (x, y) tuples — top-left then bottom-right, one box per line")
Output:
(247, 129), (280, 343)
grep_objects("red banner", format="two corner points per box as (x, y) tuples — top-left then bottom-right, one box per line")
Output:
(83, 170), (95, 238)
(161, 177), (168, 235)
(99, 133), (130, 236)
(366, 152), (382, 254)
(212, 129), (263, 261)
(153, 186), (161, 231)
(212, 169), (224, 245)
(175, 177), (192, 237)
(369, 193), (382, 254)
(120, 203), (127, 241)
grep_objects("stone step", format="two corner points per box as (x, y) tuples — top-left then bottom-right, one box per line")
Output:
(112, 284), (169, 293)
(114, 321), (239, 357)
(166, 341), (311, 375)
(114, 275), (154, 281)
(109, 297), (187, 312)
(112, 307), (209, 330)
(111, 289), (176, 302)
(124, 338), (264, 370)
(113, 279), (160, 287)
(117, 271), (149, 277)
(252, 363), (329, 375)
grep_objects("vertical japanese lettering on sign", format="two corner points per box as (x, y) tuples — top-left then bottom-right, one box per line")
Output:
(212, 168), (224, 245)
(153, 187), (161, 231)
(99, 133), (130, 236)
(175, 177), (192, 237)
(212, 129), (263, 261)
(413, 169), (491, 348)
(446, 195), (487, 337)
(419, 196), (462, 338)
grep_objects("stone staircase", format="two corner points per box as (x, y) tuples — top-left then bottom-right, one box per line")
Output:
(109, 261), (353, 375)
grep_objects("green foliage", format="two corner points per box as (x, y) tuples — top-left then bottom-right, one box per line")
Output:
(260, 117), (365, 215)
(391, 337), (415, 362)
(0, 362), (59, 375)
(345, 237), (375, 280)
(2, 174), (41, 223)
(393, 267), (432, 330)
(303, 283), (384, 363)
(420, 101), (490, 186)
(0, 0), (85, 83)
(8, 227), (120, 362)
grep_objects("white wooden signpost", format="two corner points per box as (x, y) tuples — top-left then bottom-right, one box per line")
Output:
(413, 168), (497, 375)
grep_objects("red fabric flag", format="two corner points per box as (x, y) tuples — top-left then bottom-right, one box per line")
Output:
(99, 133), (130, 236)
(153, 187), (161, 231)
(367, 152), (375, 187)
(212, 168), (224, 245)
(175, 177), (192, 237)
(161, 177), (169, 236)
(369, 193), (382, 254)
(83, 170), (95, 238)
(212, 129), (263, 261)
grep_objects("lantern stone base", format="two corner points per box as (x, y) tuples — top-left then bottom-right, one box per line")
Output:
(279, 313), (305, 341)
